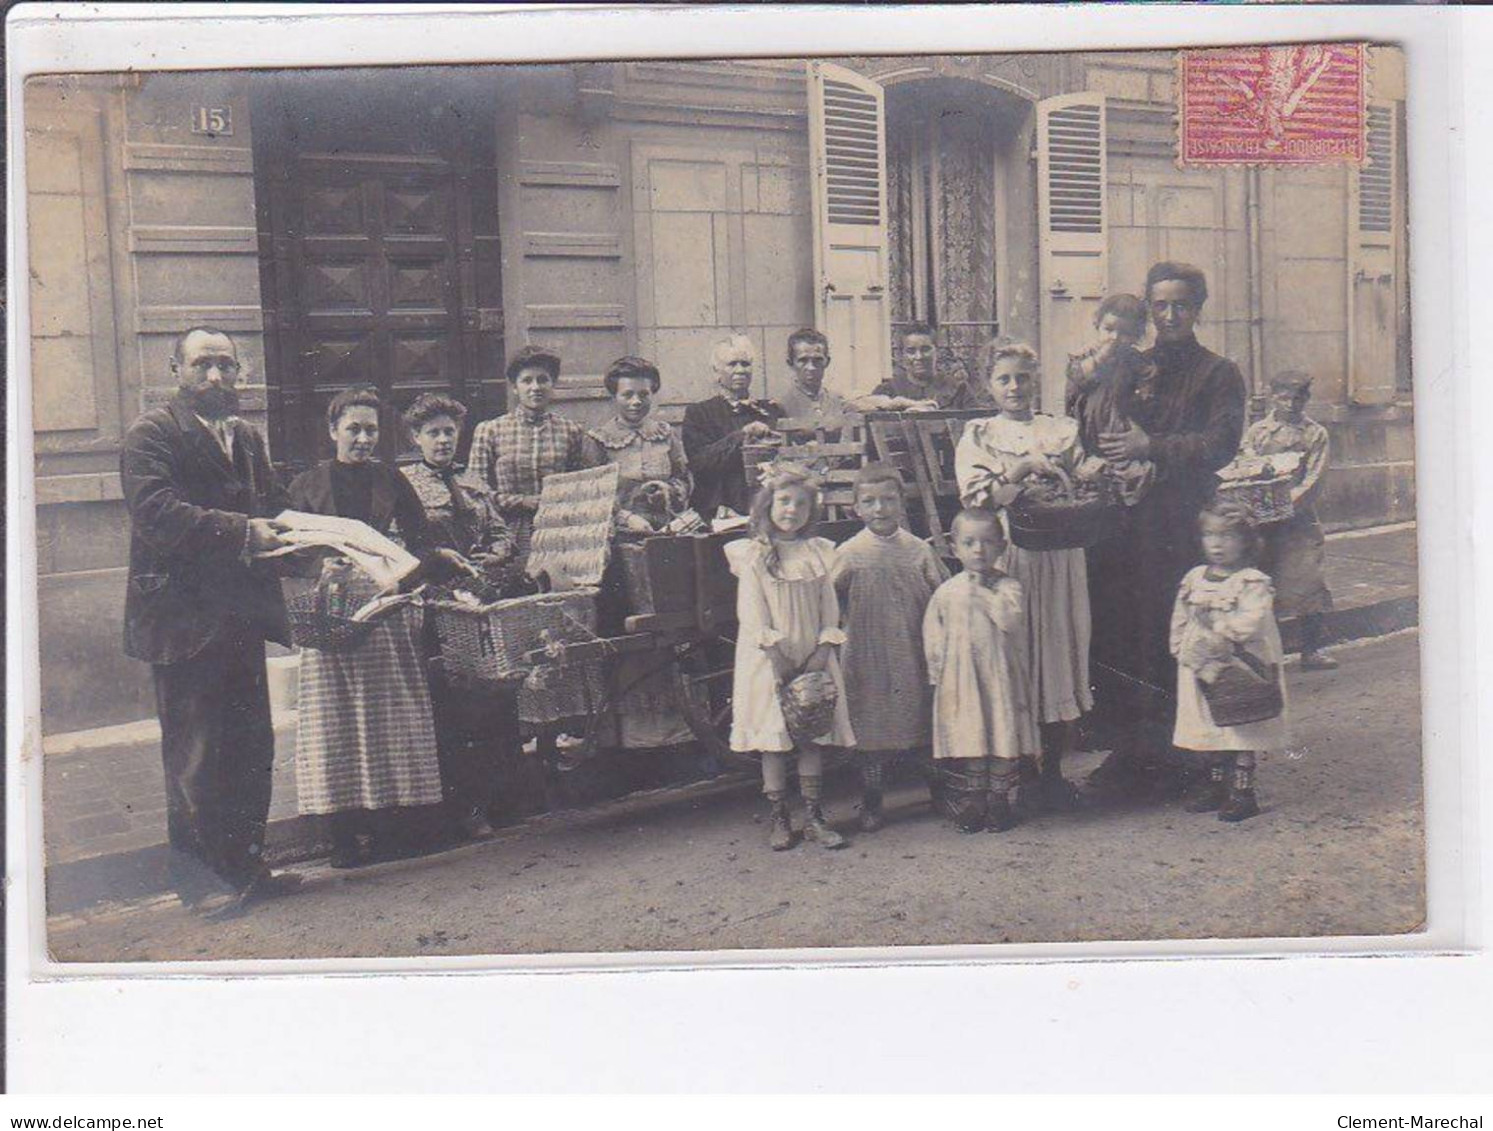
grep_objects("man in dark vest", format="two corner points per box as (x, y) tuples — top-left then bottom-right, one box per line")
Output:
(120, 327), (303, 916)
(682, 333), (784, 517)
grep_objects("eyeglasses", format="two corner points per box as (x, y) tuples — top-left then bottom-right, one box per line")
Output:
(187, 357), (241, 375)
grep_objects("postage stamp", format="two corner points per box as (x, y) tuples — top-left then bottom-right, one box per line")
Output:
(1178, 43), (1367, 166)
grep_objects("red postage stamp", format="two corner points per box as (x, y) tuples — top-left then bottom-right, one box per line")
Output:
(1178, 44), (1367, 166)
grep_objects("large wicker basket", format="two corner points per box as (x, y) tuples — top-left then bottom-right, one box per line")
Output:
(428, 588), (598, 684)
(428, 588), (607, 725)
(1006, 494), (1121, 551)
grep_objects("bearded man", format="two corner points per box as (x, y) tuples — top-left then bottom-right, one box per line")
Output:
(120, 327), (302, 916)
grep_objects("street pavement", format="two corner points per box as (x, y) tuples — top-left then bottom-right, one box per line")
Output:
(47, 629), (1424, 963)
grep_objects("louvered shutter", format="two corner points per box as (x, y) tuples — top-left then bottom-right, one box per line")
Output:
(1037, 92), (1108, 414)
(1348, 100), (1399, 406)
(808, 61), (891, 396)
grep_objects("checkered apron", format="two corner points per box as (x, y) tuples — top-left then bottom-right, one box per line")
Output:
(294, 568), (444, 815)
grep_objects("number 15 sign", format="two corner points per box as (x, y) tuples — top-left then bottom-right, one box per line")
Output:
(190, 106), (233, 136)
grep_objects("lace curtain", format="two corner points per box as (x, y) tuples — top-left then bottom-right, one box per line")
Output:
(886, 86), (1000, 383)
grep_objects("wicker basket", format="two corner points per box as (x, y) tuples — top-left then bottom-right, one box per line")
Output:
(779, 670), (839, 744)
(285, 585), (381, 653)
(1202, 655), (1284, 727)
(1216, 475), (1294, 525)
(1006, 494), (1121, 551)
(429, 588), (607, 725)
(428, 588), (597, 684)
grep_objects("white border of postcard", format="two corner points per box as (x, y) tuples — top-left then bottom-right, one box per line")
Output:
(6, 2), (1489, 1093)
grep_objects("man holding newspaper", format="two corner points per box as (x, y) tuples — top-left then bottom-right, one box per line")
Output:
(120, 327), (305, 917)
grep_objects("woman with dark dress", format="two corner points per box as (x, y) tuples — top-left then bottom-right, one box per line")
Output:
(287, 385), (468, 867)
(400, 392), (545, 836)
(1084, 262), (1248, 796)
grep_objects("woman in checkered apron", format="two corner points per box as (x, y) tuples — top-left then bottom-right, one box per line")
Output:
(287, 386), (452, 869)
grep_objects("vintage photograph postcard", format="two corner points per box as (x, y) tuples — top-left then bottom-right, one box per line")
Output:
(19, 36), (1424, 966)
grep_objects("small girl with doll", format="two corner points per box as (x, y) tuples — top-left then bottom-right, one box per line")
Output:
(1066, 293), (1157, 507)
(725, 463), (856, 851)
(833, 463), (950, 831)
(954, 340), (1107, 809)
(1170, 499), (1290, 822)
(923, 509), (1040, 832)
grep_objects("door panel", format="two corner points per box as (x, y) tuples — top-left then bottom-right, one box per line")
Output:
(253, 73), (501, 469)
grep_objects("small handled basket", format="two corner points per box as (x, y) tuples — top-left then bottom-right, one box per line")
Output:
(1201, 647), (1285, 727)
(285, 583), (381, 653)
(779, 670), (840, 745)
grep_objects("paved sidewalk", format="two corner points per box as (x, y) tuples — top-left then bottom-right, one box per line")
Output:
(36, 522), (1420, 910)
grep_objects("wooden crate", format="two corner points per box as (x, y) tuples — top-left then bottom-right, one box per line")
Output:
(864, 409), (990, 555)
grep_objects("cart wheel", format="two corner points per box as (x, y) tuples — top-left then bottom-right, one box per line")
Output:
(671, 638), (753, 769)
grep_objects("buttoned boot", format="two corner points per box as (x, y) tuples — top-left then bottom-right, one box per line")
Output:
(1183, 758), (1229, 813)
(1218, 754), (1261, 822)
(766, 791), (796, 851)
(800, 777), (847, 849)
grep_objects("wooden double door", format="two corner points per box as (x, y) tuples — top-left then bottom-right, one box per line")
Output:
(252, 70), (504, 470)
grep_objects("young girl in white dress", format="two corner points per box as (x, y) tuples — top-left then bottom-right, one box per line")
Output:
(725, 463), (856, 851)
(1170, 499), (1288, 822)
(954, 340), (1107, 810)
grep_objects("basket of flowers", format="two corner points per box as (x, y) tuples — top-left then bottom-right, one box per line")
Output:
(1006, 468), (1121, 551)
(1215, 453), (1301, 525)
(779, 669), (840, 745)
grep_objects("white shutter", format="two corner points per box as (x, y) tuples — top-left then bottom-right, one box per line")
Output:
(1037, 92), (1108, 414)
(808, 61), (891, 396)
(1348, 101), (1399, 406)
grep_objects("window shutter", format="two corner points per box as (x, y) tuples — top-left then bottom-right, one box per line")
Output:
(1037, 92), (1107, 414)
(1348, 100), (1399, 406)
(808, 61), (891, 396)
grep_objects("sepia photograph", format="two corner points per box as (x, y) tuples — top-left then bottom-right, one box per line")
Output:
(18, 34), (1426, 967)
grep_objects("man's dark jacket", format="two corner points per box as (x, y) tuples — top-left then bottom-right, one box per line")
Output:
(681, 394), (784, 517)
(121, 397), (291, 665)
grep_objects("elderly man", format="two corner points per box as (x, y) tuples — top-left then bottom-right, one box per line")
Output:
(872, 322), (993, 409)
(775, 327), (855, 434)
(120, 327), (302, 916)
(682, 333), (784, 516)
